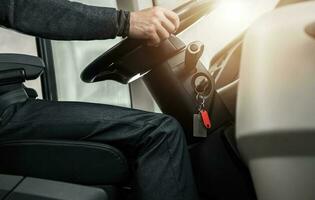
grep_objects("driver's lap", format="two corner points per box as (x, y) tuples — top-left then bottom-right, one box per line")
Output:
(0, 99), (199, 200)
(0, 99), (179, 156)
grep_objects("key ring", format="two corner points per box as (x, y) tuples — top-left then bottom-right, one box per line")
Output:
(196, 93), (206, 111)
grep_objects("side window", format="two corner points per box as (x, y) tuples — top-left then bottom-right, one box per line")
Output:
(51, 0), (131, 107)
(0, 28), (43, 98)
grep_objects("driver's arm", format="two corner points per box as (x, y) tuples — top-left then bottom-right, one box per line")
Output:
(0, 0), (179, 45)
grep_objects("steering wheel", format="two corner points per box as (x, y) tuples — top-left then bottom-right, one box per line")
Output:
(81, 0), (218, 84)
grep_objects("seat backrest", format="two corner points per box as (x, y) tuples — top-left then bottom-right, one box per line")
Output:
(0, 54), (45, 86)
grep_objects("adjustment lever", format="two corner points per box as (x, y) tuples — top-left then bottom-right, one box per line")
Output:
(185, 41), (204, 72)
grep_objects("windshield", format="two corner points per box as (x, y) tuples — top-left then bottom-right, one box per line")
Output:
(178, 0), (279, 68)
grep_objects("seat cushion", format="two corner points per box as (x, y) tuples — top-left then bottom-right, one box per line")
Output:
(0, 140), (129, 185)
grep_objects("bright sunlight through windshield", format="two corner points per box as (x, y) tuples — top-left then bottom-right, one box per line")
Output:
(178, 0), (279, 68)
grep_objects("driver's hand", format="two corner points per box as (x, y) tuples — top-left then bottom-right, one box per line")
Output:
(129, 7), (180, 46)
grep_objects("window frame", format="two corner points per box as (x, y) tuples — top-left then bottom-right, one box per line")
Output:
(36, 38), (58, 101)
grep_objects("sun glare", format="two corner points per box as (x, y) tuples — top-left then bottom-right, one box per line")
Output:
(216, 0), (253, 25)
(178, 0), (279, 68)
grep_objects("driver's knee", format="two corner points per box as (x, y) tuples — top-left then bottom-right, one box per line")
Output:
(145, 114), (186, 146)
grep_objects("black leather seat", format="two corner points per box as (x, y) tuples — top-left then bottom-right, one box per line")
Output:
(0, 54), (130, 194)
(0, 174), (109, 200)
(0, 140), (129, 185)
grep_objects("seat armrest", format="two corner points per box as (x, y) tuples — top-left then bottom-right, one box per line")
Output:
(0, 54), (44, 85)
(0, 174), (23, 199)
(0, 174), (108, 200)
(0, 140), (129, 185)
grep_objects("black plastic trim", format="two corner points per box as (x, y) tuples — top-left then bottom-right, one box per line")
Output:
(36, 38), (58, 101)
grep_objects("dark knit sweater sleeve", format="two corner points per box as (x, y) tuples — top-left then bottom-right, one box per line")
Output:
(0, 0), (130, 40)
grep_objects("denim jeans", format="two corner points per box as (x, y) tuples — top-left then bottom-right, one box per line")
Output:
(0, 98), (199, 200)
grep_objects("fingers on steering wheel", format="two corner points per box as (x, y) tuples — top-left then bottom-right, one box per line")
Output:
(160, 15), (176, 34)
(163, 9), (180, 30)
(155, 21), (170, 41)
(147, 7), (179, 46)
(147, 30), (161, 46)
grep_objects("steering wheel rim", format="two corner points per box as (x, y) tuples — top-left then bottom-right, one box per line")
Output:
(81, 0), (218, 83)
